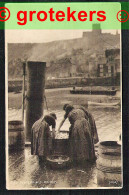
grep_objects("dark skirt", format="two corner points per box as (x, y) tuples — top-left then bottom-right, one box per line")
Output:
(69, 118), (95, 162)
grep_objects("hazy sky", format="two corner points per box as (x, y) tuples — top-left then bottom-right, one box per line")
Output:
(5, 29), (120, 43)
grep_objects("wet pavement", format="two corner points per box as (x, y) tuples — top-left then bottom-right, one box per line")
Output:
(8, 147), (97, 189)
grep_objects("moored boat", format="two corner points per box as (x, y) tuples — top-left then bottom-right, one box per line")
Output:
(70, 89), (117, 95)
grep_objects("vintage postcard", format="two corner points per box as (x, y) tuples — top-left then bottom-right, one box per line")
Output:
(5, 2), (123, 190)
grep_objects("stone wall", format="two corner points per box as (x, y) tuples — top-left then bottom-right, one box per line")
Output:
(8, 74), (120, 92)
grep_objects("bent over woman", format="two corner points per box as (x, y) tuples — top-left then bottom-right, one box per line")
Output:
(68, 108), (95, 161)
(31, 114), (56, 161)
(57, 104), (99, 144)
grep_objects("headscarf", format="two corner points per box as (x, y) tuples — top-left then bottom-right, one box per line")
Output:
(49, 112), (57, 120)
(63, 104), (69, 111)
(66, 105), (74, 113)
(44, 115), (56, 128)
(64, 105), (74, 119)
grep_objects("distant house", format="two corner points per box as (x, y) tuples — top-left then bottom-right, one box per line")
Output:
(97, 56), (107, 77)
(106, 49), (120, 77)
(70, 65), (77, 77)
(96, 48), (120, 77)
(114, 55), (120, 74)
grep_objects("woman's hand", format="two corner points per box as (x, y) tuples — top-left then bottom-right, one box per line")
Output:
(94, 134), (99, 144)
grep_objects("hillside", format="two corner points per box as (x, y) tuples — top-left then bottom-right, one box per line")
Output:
(8, 31), (120, 79)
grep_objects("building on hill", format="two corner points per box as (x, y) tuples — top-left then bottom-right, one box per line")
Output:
(82, 24), (120, 49)
(46, 57), (77, 79)
(46, 24), (120, 79)
(106, 49), (120, 77)
(97, 48), (120, 77)
(46, 47), (120, 79)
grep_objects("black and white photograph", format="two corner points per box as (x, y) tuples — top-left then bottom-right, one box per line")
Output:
(6, 24), (122, 189)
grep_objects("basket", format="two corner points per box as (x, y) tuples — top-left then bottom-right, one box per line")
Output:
(46, 155), (71, 169)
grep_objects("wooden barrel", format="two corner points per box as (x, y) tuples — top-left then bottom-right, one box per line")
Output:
(97, 152), (122, 187)
(98, 141), (121, 155)
(8, 120), (25, 151)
